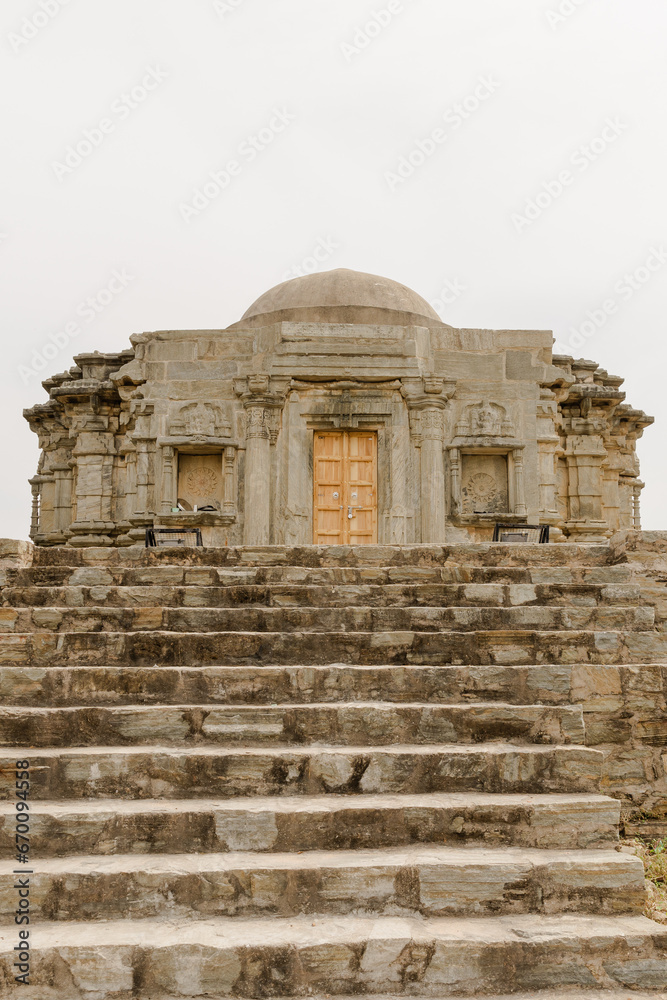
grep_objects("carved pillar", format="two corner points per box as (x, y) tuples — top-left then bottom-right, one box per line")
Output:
(536, 394), (560, 522)
(512, 449), (527, 516)
(52, 464), (73, 539)
(126, 402), (156, 543)
(566, 441), (605, 520)
(134, 445), (150, 514)
(449, 448), (461, 518)
(601, 455), (623, 533)
(420, 407), (447, 542)
(223, 446), (236, 515)
(245, 405), (271, 544)
(633, 482), (644, 529)
(160, 446), (176, 514)
(68, 406), (118, 546)
(563, 432), (608, 540)
(37, 474), (56, 534)
(130, 403), (155, 516)
(403, 378), (455, 544)
(29, 477), (41, 539)
(235, 375), (289, 545)
(124, 450), (138, 517)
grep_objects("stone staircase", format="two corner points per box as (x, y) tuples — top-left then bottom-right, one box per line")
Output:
(1, 541), (667, 999)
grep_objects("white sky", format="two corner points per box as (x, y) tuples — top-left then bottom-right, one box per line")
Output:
(1, 0), (666, 539)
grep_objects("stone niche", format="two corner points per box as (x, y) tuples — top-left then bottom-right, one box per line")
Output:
(460, 455), (509, 515)
(176, 454), (223, 510)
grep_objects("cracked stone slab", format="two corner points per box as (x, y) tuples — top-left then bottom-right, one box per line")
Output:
(0, 914), (666, 998)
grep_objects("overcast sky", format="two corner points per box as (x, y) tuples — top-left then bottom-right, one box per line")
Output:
(2, 0), (666, 539)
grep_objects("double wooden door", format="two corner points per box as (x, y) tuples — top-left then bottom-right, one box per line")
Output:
(313, 431), (377, 545)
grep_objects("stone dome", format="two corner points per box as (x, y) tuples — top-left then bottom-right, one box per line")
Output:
(234, 268), (445, 328)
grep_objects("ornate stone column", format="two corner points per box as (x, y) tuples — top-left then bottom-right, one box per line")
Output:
(223, 446), (236, 516)
(536, 393), (560, 523)
(28, 477), (42, 540)
(160, 446), (176, 514)
(402, 377), (455, 544)
(68, 408), (118, 547)
(420, 407), (447, 542)
(449, 448), (461, 517)
(235, 375), (289, 545)
(246, 405), (271, 544)
(633, 481), (644, 529)
(52, 463), (73, 541)
(511, 449), (528, 516)
(127, 402), (156, 543)
(563, 431), (608, 540)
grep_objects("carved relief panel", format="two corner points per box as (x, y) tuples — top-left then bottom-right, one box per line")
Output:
(460, 455), (509, 514)
(169, 403), (232, 441)
(455, 401), (515, 439)
(177, 454), (223, 510)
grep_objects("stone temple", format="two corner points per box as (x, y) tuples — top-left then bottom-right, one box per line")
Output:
(2, 268), (667, 996)
(24, 267), (652, 548)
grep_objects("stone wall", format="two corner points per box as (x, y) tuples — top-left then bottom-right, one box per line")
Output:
(607, 530), (667, 832)
(23, 322), (652, 547)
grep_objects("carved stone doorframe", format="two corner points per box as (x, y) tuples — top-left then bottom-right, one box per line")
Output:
(290, 380), (406, 545)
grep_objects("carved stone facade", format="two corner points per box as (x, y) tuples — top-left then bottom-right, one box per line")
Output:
(24, 269), (653, 546)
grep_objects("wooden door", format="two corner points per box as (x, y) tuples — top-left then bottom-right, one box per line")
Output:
(346, 432), (376, 545)
(313, 432), (345, 545)
(313, 432), (377, 544)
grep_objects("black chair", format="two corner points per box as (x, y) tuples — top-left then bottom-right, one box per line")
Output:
(145, 527), (203, 548)
(493, 524), (549, 543)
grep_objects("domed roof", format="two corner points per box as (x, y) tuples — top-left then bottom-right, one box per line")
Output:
(234, 268), (444, 328)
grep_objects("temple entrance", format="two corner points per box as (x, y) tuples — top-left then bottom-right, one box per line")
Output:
(313, 431), (377, 544)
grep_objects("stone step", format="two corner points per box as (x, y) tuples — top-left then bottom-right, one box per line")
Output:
(1, 628), (663, 666)
(1, 581), (642, 609)
(222, 987), (667, 1000)
(247, 993), (667, 1000)
(1, 603), (653, 633)
(0, 846), (645, 922)
(1, 913), (665, 997)
(0, 701), (586, 748)
(0, 792), (621, 857)
(0, 743), (603, 801)
(2, 662), (658, 709)
(270, 995), (667, 1000)
(29, 541), (617, 569)
(7, 562), (635, 589)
